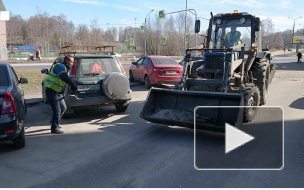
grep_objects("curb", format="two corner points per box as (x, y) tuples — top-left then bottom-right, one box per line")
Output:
(26, 99), (43, 107)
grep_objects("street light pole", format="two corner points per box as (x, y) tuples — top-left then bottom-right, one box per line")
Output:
(288, 16), (302, 52)
(188, 9), (197, 47)
(145, 9), (154, 56)
(107, 23), (109, 44)
(299, 23), (304, 35)
(162, 7), (197, 53)
(134, 18), (137, 56)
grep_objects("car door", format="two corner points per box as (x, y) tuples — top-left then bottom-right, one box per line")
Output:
(132, 58), (144, 80)
(138, 57), (150, 81)
(8, 66), (25, 123)
(0, 65), (9, 114)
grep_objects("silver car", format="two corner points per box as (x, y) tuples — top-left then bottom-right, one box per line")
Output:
(41, 55), (132, 117)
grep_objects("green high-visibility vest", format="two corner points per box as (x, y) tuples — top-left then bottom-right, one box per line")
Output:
(227, 31), (241, 45)
(44, 63), (67, 93)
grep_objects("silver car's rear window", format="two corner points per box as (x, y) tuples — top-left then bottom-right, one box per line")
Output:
(0, 66), (9, 86)
(76, 57), (122, 76)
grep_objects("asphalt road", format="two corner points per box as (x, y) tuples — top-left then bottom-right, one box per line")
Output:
(1, 56), (304, 187)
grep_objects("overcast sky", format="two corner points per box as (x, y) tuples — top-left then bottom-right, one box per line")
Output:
(2, 0), (304, 32)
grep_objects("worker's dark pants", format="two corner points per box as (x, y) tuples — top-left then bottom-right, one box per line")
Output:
(46, 88), (67, 131)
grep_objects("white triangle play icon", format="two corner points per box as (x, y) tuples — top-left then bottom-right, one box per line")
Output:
(225, 123), (255, 154)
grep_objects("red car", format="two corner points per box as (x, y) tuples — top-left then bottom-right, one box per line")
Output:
(129, 56), (183, 88)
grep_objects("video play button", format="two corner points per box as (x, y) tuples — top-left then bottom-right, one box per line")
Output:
(194, 107), (283, 170)
(225, 123), (254, 154)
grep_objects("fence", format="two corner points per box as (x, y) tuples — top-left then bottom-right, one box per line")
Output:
(8, 51), (59, 59)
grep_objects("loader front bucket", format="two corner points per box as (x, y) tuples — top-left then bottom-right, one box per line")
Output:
(140, 88), (244, 132)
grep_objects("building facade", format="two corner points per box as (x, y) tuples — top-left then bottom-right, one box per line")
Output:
(0, 0), (7, 61)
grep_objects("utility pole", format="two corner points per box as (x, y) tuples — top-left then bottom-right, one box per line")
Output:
(145, 9), (154, 56)
(162, 7), (197, 55)
(288, 16), (302, 53)
(134, 18), (137, 56)
(107, 23), (109, 44)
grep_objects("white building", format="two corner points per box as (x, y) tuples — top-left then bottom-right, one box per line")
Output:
(0, 0), (7, 61)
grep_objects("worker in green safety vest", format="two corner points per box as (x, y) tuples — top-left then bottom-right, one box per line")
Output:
(44, 55), (77, 134)
(225, 26), (241, 48)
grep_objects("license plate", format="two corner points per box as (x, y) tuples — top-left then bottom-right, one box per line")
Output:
(166, 71), (176, 74)
(77, 84), (100, 91)
(0, 134), (7, 138)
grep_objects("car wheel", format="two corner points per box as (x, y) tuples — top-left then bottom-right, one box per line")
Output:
(42, 85), (48, 104)
(144, 76), (152, 89)
(13, 125), (26, 149)
(115, 101), (129, 112)
(129, 70), (135, 82)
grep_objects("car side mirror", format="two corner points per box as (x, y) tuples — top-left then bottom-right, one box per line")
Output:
(20, 77), (28, 84)
(195, 20), (200, 33)
(41, 68), (49, 74)
(131, 62), (137, 65)
(255, 17), (260, 31)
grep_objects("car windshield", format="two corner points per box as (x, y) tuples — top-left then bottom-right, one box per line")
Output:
(76, 57), (122, 77)
(212, 18), (252, 50)
(152, 58), (178, 65)
(0, 66), (9, 86)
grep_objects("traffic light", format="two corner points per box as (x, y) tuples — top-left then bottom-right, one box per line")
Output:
(140, 25), (144, 31)
(130, 38), (134, 46)
(163, 37), (166, 44)
(159, 10), (165, 19)
(186, 33), (189, 44)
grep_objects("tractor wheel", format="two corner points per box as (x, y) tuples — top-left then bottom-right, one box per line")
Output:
(251, 59), (269, 105)
(129, 70), (134, 82)
(242, 85), (260, 123)
(144, 75), (152, 89)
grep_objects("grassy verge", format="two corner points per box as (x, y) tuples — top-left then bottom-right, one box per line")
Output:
(277, 52), (298, 57)
(15, 69), (45, 96)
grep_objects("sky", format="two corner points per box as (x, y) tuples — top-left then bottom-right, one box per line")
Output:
(2, 0), (304, 32)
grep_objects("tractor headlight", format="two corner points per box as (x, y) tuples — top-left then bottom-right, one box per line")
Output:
(216, 19), (222, 25)
(252, 42), (258, 52)
(240, 17), (246, 24)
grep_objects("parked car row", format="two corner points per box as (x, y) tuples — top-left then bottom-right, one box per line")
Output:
(1, 52), (134, 149)
(0, 54), (199, 149)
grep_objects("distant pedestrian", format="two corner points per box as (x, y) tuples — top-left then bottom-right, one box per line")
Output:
(297, 51), (302, 63)
(36, 49), (41, 61)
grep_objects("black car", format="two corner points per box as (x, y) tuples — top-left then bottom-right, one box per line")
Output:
(0, 62), (28, 148)
(41, 54), (132, 117)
